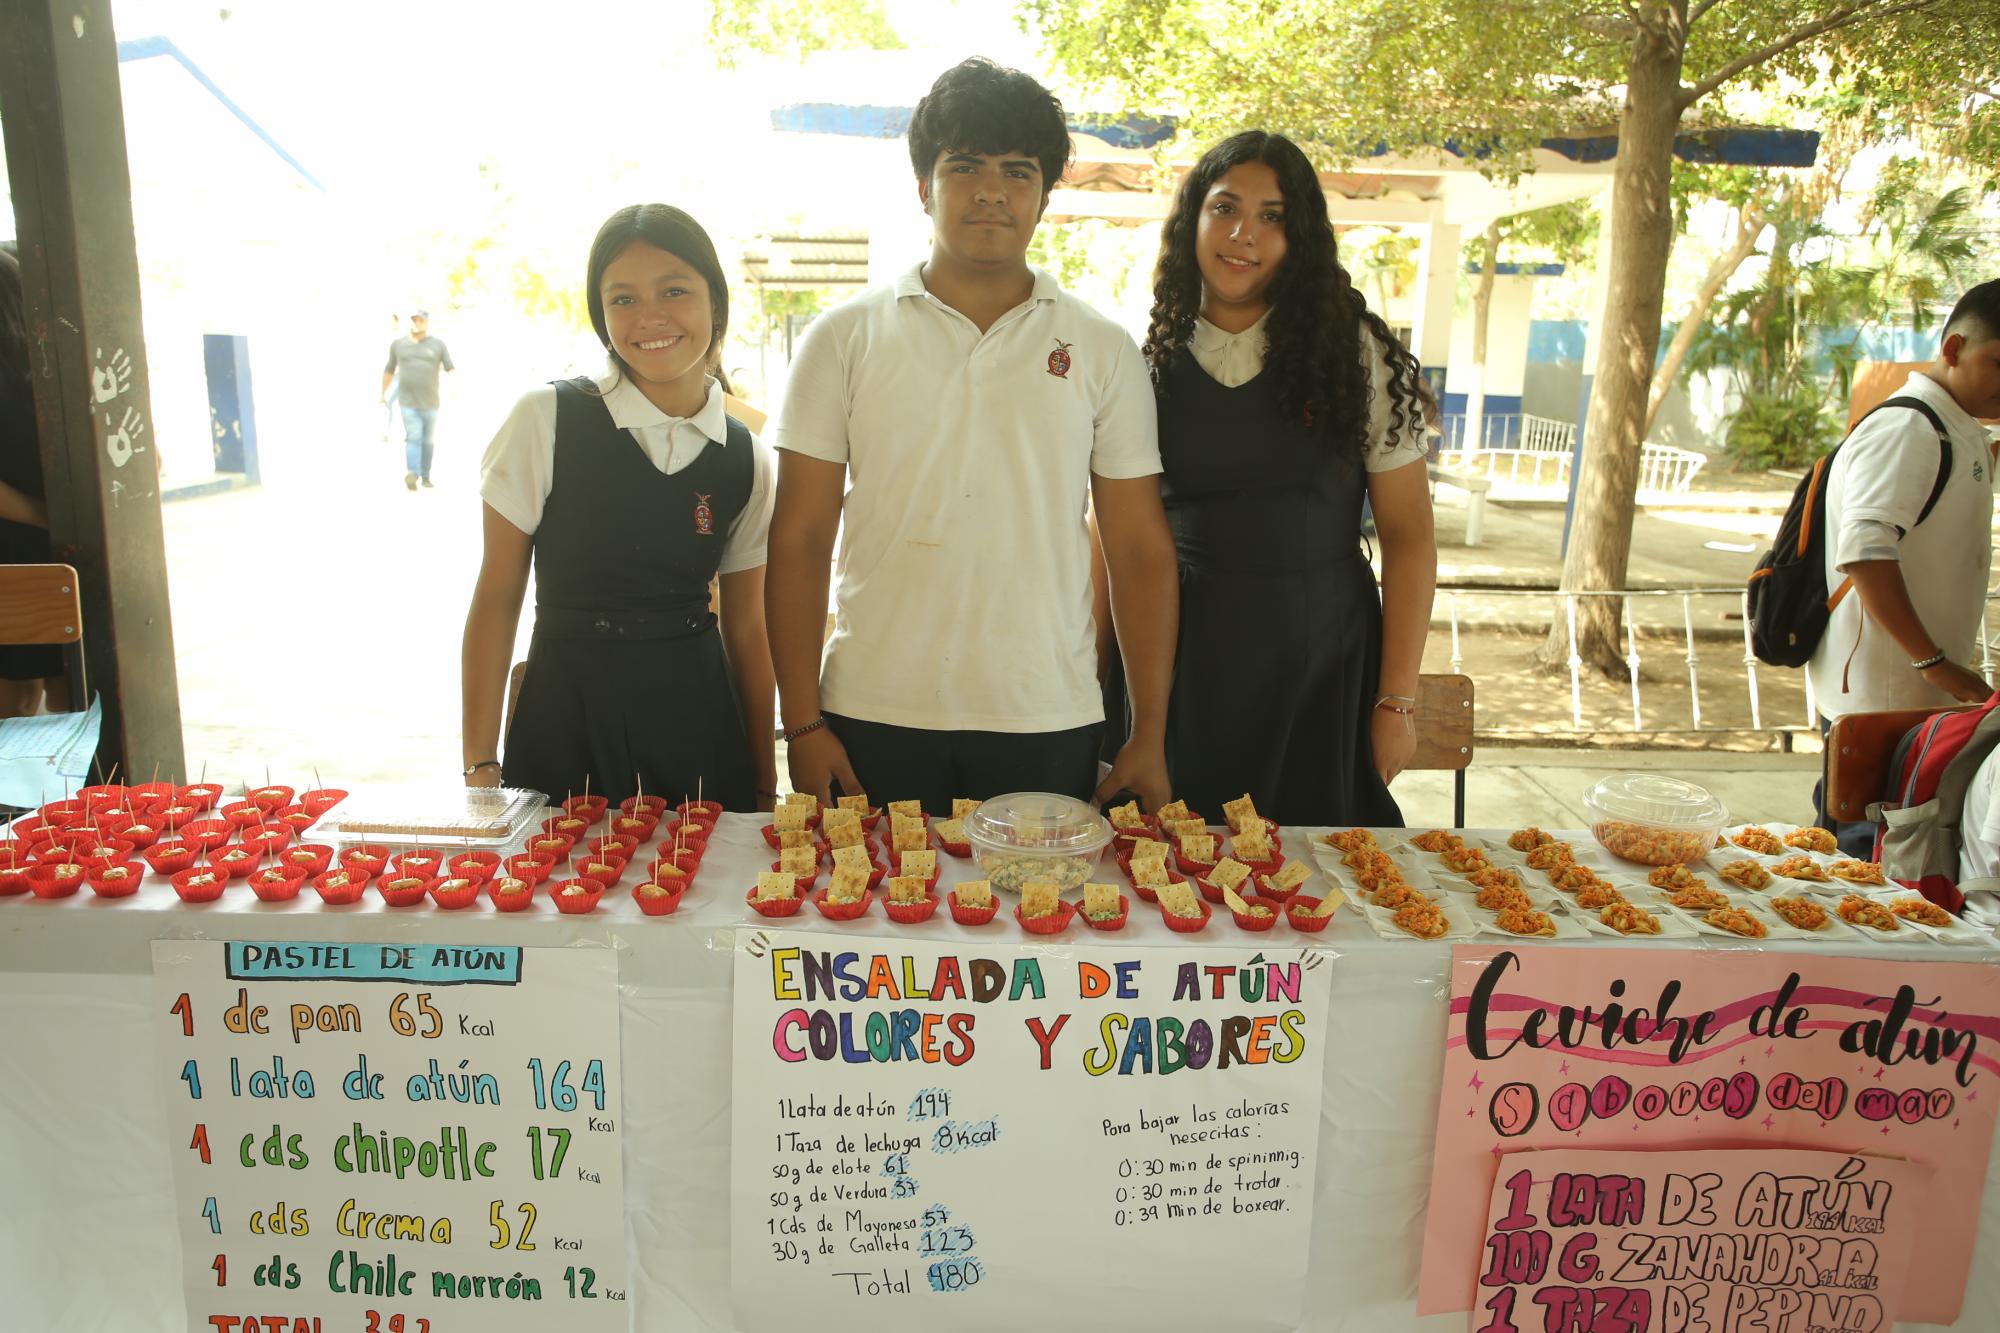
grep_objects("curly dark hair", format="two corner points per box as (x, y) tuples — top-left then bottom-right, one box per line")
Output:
(907, 58), (1071, 192)
(0, 249), (28, 382)
(1143, 130), (1434, 460)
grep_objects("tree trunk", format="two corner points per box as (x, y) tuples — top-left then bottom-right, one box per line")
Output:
(1643, 201), (1767, 439)
(1463, 219), (1502, 458)
(1536, 8), (1687, 675)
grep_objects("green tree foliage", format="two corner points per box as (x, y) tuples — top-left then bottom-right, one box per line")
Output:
(1025, 0), (1998, 672)
(708, 0), (903, 65)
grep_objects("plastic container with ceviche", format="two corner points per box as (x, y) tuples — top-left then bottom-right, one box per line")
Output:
(963, 792), (1110, 898)
(1582, 773), (1728, 868)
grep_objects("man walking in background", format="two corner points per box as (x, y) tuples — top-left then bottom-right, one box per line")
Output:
(380, 307), (454, 490)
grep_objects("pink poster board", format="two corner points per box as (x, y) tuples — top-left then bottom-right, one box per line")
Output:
(1417, 945), (2000, 1323)
(1471, 1147), (1922, 1333)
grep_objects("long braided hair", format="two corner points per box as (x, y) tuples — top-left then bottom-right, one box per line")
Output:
(1142, 130), (1433, 460)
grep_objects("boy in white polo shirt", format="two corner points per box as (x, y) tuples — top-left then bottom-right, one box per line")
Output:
(767, 57), (1178, 816)
(1810, 278), (2000, 851)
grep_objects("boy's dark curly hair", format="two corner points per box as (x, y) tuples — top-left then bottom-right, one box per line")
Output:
(907, 57), (1071, 191)
(1143, 130), (1434, 460)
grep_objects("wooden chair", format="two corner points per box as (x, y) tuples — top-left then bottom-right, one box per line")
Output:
(1411, 673), (1475, 826)
(1824, 705), (1971, 823)
(0, 563), (84, 702)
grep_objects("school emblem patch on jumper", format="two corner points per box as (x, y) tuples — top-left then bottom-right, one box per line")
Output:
(1046, 338), (1073, 379)
(693, 493), (714, 536)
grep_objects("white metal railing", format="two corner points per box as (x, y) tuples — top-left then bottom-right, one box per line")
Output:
(1434, 439), (1706, 496)
(1442, 587), (2000, 736)
(1437, 412), (1575, 453)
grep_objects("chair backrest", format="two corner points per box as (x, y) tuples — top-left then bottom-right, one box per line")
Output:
(0, 564), (82, 645)
(1410, 673), (1474, 772)
(1826, 705), (1972, 823)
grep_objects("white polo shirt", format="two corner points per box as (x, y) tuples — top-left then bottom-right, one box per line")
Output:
(479, 368), (773, 575)
(772, 263), (1161, 732)
(1806, 373), (1995, 718)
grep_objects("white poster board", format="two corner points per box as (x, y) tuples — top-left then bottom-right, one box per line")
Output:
(151, 940), (628, 1331)
(730, 930), (1334, 1332)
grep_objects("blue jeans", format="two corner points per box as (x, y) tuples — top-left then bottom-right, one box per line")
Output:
(400, 407), (438, 479)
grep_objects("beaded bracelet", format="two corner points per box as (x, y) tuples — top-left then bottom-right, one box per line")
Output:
(1912, 650), (1947, 671)
(782, 717), (828, 743)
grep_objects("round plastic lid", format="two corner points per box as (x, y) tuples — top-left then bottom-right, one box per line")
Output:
(963, 792), (1111, 855)
(1582, 773), (1728, 827)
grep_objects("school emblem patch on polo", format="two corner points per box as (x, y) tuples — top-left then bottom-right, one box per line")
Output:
(693, 493), (714, 535)
(1046, 339), (1073, 379)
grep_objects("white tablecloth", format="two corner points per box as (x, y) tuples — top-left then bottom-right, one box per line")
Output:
(3, 816), (1996, 1331)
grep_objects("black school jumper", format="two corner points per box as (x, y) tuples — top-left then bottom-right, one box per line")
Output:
(1155, 352), (1402, 828)
(501, 378), (756, 809)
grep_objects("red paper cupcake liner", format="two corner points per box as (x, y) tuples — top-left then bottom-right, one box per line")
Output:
(619, 794), (669, 819)
(634, 881), (685, 915)
(1175, 850), (1221, 878)
(541, 814), (595, 840)
(299, 787), (348, 816)
(0, 866), (32, 895)
(0, 839), (35, 870)
(663, 822), (710, 853)
(376, 874), (435, 907)
(249, 868), (307, 903)
(1285, 896), (1336, 932)
(388, 852), (446, 881)
(143, 843), (199, 875)
(1110, 819), (1160, 849)
(935, 838), (971, 859)
(312, 868), (370, 905)
(78, 783), (127, 811)
(1015, 900), (1076, 935)
(338, 845), (391, 876)
(651, 850), (705, 881)
(746, 886), (804, 917)
(39, 799), (88, 825)
(156, 803), (206, 830)
(177, 783), (223, 811)
(608, 814), (660, 843)
(1159, 898), (1213, 933)
(560, 795), (609, 825)
(1080, 895), (1131, 931)
(128, 781), (178, 805)
(170, 867), (229, 903)
(1229, 901), (1280, 932)
(211, 848), (264, 880)
(948, 890), (998, 925)
(181, 819), (234, 852)
(1253, 875), (1303, 906)
(276, 807), (319, 835)
(428, 877), (483, 910)
(245, 785), (295, 813)
(86, 861), (144, 897)
(883, 860), (942, 893)
(1230, 850), (1284, 878)
(762, 822), (820, 850)
(80, 843), (139, 873)
(676, 800), (723, 826)
(10, 816), (46, 841)
(523, 832), (577, 861)
(278, 844), (334, 877)
(1195, 873), (1243, 905)
(587, 833), (640, 860)
(576, 858), (627, 890)
(502, 853), (555, 886)
(220, 801), (269, 829)
(27, 860), (86, 892)
(550, 879), (605, 914)
(488, 878), (537, 912)
(884, 893), (940, 924)
(812, 887), (873, 921)
(237, 825), (294, 855)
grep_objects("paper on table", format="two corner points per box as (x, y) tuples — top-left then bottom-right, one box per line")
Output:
(0, 695), (99, 809)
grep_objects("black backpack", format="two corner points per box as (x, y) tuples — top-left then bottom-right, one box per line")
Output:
(1746, 395), (1951, 668)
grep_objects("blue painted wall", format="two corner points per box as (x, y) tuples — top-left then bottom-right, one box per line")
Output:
(1526, 319), (1934, 367)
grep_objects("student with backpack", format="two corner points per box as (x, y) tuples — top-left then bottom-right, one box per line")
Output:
(1798, 280), (2000, 851)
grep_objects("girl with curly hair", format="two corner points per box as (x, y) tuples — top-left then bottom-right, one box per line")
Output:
(1141, 130), (1437, 825)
